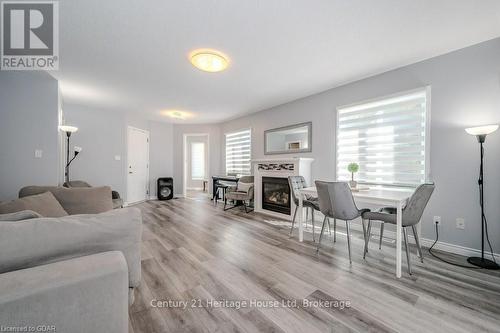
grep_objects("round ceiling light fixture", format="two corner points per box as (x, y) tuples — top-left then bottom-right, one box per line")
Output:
(189, 49), (229, 72)
(161, 110), (192, 120)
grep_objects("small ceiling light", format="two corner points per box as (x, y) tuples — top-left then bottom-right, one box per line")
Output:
(189, 49), (229, 72)
(162, 110), (192, 120)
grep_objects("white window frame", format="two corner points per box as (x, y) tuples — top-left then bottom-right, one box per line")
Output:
(225, 128), (252, 176)
(335, 87), (431, 188)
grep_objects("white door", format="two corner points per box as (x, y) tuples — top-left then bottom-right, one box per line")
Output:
(127, 127), (150, 204)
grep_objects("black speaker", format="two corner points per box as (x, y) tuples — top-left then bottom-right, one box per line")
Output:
(157, 177), (173, 200)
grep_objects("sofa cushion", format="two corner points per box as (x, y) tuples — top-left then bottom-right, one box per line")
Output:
(19, 186), (113, 215)
(236, 181), (253, 193)
(0, 210), (43, 221)
(0, 192), (68, 217)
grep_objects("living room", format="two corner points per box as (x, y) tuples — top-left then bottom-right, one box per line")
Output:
(1, 1), (500, 333)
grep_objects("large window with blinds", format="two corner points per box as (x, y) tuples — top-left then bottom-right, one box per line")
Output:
(225, 129), (252, 176)
(336, 88), (429, 187)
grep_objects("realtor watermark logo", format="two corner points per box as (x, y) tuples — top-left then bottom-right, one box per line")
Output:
(1, 0), (58, 70)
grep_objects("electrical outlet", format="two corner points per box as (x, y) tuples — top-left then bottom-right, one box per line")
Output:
(433, 216), (441, 225)
(456, 218), (465, 230)
(34, 149), (43, 158)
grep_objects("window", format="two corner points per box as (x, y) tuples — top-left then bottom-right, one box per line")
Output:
(336, 88), (429, 187)
(191, 142), (205, 180)
(225, 129), (251, 176)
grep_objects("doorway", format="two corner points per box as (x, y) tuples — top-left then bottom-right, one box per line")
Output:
(183, 133), (209, 199)
(127, 126), (150, 204)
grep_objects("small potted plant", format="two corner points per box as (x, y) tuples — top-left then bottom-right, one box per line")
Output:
(347, 162), (359, 188)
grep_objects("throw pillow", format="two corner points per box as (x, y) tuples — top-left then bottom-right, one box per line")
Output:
(0, 192), (68, 217)
(237, 182), (253, 193)
(0, 210), (43, 221)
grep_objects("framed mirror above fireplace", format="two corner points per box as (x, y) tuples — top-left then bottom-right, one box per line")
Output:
(264, 122), (312, 155)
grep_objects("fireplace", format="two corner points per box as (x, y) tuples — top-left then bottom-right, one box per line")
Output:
(262, 177), (291, 215)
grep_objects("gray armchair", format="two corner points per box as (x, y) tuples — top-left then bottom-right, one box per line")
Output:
(224, 176), (254, 213)
(362, 183), (435, 274)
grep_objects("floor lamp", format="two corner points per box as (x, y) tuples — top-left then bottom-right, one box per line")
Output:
(465, 124), (499, 270)
(58, 125), (79, 184)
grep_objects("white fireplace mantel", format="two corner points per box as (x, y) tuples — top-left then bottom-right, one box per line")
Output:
(252, 157), (313, 220)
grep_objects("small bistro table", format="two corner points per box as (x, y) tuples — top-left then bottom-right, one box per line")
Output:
(297, 186), (413, 278)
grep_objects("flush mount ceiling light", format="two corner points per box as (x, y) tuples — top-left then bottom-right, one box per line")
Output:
(161, 110), (192, 120)
(189, 49), (229, 72)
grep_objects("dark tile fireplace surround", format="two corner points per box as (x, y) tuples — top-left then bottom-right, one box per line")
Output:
(262, 176), (291, 215)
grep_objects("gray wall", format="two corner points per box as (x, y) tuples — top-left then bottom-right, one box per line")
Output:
(62, 104), (127, 196)
(63, 104), (174, 202)
(0, 71), (60, 201)
(149, 121), (174, 198)
(220, 38), (500, 252)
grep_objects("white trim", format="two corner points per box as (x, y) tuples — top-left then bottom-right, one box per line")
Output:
(310, 211), (500, 258)
(186, 187), (204, 191)
(174, 193), (184, 198)
(149, 196), (158, 200)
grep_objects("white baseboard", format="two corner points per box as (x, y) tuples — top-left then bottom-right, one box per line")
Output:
(186, 187), (203, 191)
(149, 196), (158, 200)
(311, 212), (500, 258)
(174, 193), (184, 198)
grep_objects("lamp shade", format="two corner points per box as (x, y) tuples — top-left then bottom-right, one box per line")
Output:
(59, 125), (78, 133)
(465, 124), (499, 136)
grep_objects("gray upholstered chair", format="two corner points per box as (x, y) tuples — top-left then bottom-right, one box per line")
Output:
(362, 183), (435, 274)
(224, 176), (254, 213)
(315, 181), (370, 263)
(288, 176), (324, 242)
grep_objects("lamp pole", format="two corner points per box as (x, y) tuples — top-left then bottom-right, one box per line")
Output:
(466, 130), (499, 269)
(65, 131), (71, 184)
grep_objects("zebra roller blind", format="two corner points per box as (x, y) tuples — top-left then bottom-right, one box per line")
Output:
(337, 89), (429, 187)
(225, 129), (252, 176)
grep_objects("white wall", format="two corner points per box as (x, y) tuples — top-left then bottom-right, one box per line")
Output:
(63, 104), (174, 202)
(220, 38), (500, 253)
(0, 71), (60, 201)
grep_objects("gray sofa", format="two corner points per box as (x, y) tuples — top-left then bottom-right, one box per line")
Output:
(0, 187), (142, 333)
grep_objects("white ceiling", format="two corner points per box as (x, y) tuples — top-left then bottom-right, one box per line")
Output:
(53, 0), (500, 124)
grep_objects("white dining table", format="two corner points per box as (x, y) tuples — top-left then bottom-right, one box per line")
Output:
(297, 186), (413, 278)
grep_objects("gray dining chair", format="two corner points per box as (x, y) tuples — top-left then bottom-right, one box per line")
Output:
(362, 183), (435, 274)
(315, 181), (370, 263)
(288, 176), (323, 242)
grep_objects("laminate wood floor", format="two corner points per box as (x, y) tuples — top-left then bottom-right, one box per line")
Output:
(129, 197), (500, 333)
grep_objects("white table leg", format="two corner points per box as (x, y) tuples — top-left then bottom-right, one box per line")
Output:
(396, 201), (403, 278)
(298, 191), (304, 242)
